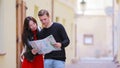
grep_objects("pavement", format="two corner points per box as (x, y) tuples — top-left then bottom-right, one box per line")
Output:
(65, 58), (118, 68)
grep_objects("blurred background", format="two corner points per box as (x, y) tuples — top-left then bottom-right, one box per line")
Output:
(1, 0), (120, 68)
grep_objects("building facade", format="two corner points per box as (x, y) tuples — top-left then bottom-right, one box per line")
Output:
(0, 0), (76, 68)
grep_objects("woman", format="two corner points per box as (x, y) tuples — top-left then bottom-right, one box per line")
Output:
(21, 16), (44, 68)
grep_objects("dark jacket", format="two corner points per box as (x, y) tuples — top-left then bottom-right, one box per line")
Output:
(23, 28), (41, 62)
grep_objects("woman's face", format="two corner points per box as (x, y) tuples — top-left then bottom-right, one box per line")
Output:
(29, 20), (37, 31)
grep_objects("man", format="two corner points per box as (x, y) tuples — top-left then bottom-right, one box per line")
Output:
(38, 9), (70, 68)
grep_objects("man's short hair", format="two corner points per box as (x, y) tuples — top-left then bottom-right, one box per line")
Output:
(38, 9), (49, 17)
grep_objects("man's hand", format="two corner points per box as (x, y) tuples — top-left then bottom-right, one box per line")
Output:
(53, 42), (62, 48)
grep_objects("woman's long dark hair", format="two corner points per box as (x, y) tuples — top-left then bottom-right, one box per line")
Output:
(22, 16), (38, 46)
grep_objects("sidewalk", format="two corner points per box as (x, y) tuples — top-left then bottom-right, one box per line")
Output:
(65, 58), (117, 68)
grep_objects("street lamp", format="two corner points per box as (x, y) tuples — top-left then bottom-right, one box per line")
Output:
(80, 0), (86, 15)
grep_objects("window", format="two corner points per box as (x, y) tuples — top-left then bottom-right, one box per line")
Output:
(55, 17), (59, 22)
(84, 34), (93, 45)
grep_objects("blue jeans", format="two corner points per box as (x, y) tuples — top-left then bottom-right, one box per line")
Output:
(44, 59), (65, 68)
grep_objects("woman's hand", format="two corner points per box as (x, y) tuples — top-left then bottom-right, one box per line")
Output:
(31, 48), (38, 55)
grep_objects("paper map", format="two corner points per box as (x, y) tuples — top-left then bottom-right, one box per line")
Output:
(29, 35), (61, 54)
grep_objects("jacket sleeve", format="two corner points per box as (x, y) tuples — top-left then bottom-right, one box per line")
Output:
(23, 49), (35, 62)
(23, 39), (35, 62)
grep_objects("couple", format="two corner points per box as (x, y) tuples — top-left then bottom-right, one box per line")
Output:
(21, 9), (70, 68)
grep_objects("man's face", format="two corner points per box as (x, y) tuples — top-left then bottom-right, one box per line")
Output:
(38, 14), (50, 28)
